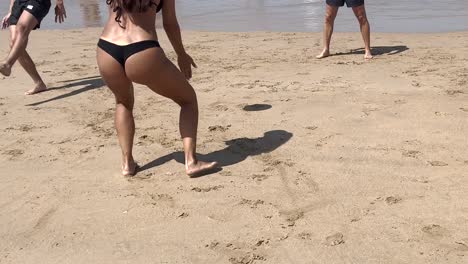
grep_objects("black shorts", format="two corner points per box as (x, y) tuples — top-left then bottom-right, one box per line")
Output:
(8, 0), (51, 29)
(326, 0), (364, 8)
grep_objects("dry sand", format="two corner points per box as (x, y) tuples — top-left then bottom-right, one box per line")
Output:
(0, 29), (467, 263)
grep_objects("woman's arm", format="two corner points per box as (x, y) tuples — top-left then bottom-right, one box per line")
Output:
(162, 0), (196, 79)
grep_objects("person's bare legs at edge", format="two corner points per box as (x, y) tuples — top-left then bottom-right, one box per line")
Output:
(1, 0), (67, 94)
(10, 24), (47, 94)
(352, 4), (373, 59)
(317, 4), (338, 59)
(0, 12), (47, 94)
(97, 47), (217, 177)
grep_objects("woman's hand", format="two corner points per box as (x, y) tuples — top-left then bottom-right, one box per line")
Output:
(1, 13), (11, 29)
(177, 52), (197, 79)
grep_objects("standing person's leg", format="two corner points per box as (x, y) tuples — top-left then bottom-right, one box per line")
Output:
(351, 3), (373, 59)
(125, 47), (217, 177)
(9, 25), (47, 95)
(316, 1), (340, 59)
(0, 12), (38, 77)
(97, 49), (138, 176)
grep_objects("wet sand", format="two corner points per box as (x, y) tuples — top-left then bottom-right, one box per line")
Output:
(0, 29), (468, 263)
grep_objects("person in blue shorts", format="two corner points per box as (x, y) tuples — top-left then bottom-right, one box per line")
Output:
(1, 0), (67, 94)
(317, 0), (373, 59)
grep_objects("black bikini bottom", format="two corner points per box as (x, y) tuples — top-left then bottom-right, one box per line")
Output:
(97, 39), (161, 68)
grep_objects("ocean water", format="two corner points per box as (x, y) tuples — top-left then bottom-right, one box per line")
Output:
(0, 0), (467, 32)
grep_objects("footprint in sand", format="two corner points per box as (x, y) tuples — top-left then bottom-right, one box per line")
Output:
(362, 106), (380, 117)
(155, 133), (178, 149)
(219, 170), (232, 176)
(205, 241), (220, 249)
(305, 126), (318, 131)
(455, 239), (468, 252)
(4, 124), (49, 133)
(281, 210), (305, 227)
(316, 133), (341, 147)
(2, 149), (24, 159)
(428, 161), (448, 167)
(148, 193), (175, 207)
(446, 90), (464, 96)
(422, 224), (449, 238)
(191, 185), (224, 193)
(385, 196), (403, 205)
(238, 199), (265, 209)
(298, 232), (313, 240)
(250, 174), (270, 182)
(402, 150), (421, 158)
(294, 171), (320, 193)
(325, 232), (345, 246)
(210, 102), (229, 112)
(229, 253), (266, 264)
(208, 240), (267, 264)
(208, 125), (231, 132)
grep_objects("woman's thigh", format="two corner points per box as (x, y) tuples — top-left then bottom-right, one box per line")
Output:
(124, 48), (197, 106)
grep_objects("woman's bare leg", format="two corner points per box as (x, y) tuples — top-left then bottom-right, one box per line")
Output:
(125, 47), (217, 176)
(97, 48), (138, 176)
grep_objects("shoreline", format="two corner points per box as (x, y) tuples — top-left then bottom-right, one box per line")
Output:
(23, 27), (468, 34)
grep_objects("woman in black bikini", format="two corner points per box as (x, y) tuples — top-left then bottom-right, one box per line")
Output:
(97, 0), (217, 176)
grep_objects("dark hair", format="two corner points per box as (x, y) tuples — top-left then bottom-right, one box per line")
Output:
(106, 0), (162, 25)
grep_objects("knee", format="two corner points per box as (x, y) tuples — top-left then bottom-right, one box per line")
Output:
(324, 14), (336, 24)
(15, 23), (30, 37)
(9, 38), (15, 49)
(174, 92), (197, 109)
(115, 97), (134, 110)
(356, 14), (368, 25)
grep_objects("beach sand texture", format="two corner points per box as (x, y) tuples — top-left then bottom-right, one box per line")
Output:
(0, 29), (467, 263)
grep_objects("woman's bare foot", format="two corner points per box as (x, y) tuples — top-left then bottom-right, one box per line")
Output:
(122, 161), (139, 176)
(25, 82), (47, 95)
(316, 49), (330, 59)
(186, 160), (218, 177)
(364, 50), (373, 59)
(0, 62), (11, 77)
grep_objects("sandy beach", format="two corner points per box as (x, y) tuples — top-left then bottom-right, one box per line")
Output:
(0, 29), (467, 263)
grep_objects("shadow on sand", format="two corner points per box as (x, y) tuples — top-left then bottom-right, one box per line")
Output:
(139, 129), (293, 177)
(26, 76), (105, 106)
(335, 45), (409, 56)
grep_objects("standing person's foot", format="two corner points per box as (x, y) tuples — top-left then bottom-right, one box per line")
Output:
(186, 160), (218, 177)
(25, 82), (47, 95)
(122, 160), (139, 176)
(316, 49), (331, 59)
(0, 62), (11, 76)
(364, 49), (373, 59)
